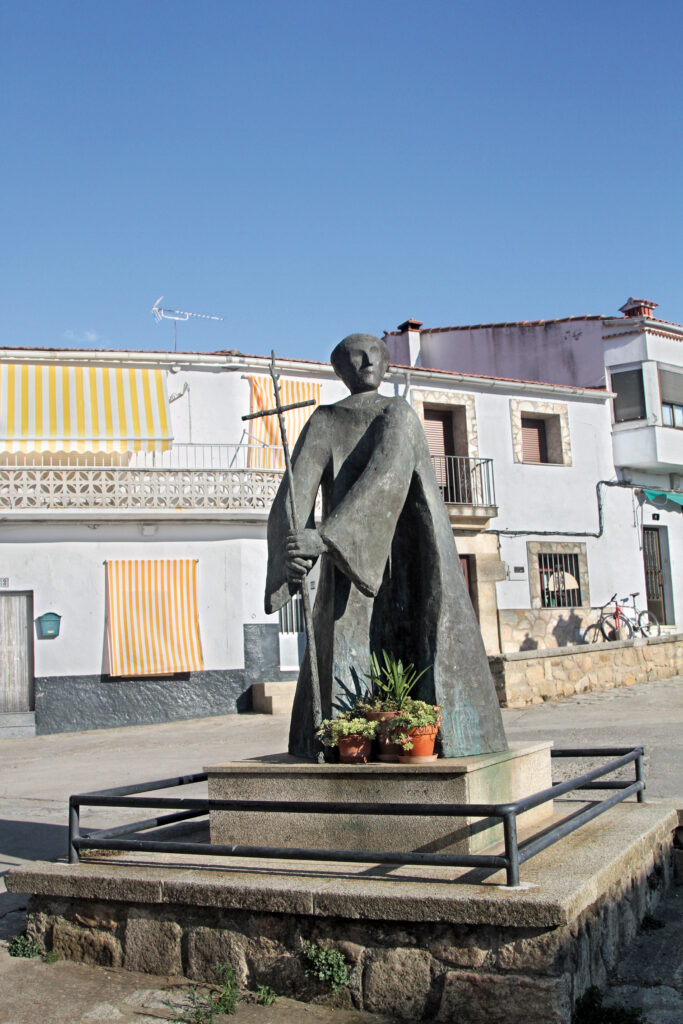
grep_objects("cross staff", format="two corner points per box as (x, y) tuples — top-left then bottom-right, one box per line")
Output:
(242, 352), (324, 761)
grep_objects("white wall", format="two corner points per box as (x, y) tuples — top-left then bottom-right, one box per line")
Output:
(0, 521), (273, 678)
(389, 321), (607, 388)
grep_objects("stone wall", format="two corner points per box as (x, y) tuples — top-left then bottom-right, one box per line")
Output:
(498, 607), (597, 653)
(24, 836), (675, 1024)
(490, 633), (683, 708)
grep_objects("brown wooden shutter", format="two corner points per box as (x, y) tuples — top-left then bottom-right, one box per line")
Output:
(521, 418), (547, 463)
(423, 409), (454, 456)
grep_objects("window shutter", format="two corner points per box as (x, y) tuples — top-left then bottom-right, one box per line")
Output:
(423, 409), (454, 456)
(659, 370), (683, 406)
(611, 369), (646, 422)
(521, 418), (547, 463)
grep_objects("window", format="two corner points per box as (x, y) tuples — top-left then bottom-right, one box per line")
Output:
(611, 369), (646, 422)
(538, 552), (582, 608)
(423, 405), (471, 502)
(660, 369), (683, 429)
(511, 400), (572, 466)
(279, 593), (304, 634)
(521, 418), (548, 463)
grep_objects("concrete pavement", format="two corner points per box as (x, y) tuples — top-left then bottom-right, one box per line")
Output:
(0, 674), (681, 1022)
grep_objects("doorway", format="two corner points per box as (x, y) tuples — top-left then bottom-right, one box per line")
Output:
(642, 527), (668, 624)
(0, 591), (35, 712)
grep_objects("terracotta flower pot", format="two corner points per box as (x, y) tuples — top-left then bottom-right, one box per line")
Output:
(397, 724), (439, 763)
(338, 734), (372, 764)
(365, 709), (402, 762)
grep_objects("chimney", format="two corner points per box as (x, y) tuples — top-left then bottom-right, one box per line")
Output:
(396, 319), (423, 366)
(619, 297), (658, 319)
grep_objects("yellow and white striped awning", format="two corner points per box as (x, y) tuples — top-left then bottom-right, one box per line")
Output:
(247, 376), (320, 469)
(106, 559), (204, 677)
(0, 364), (172, 453)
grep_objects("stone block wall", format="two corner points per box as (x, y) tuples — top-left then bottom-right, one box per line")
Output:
(25, 837), (675, 1024)
(498, 607), (598, 653)
(490, 634), (683, 708)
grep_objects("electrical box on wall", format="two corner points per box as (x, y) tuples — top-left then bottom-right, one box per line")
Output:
(506, 564), (527, 579)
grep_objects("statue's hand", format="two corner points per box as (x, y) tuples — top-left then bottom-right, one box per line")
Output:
(285, 529), (324, 584)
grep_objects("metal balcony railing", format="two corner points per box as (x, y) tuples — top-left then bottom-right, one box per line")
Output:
(430, 455), (496, 507)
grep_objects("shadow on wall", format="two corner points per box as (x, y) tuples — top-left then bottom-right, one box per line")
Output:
(519, 634), (539, 651)
(552, 610), (585, 647)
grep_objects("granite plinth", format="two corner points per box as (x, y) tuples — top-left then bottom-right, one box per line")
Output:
(206, 740), (552, 854)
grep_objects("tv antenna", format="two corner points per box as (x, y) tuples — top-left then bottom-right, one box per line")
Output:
(151, 297), (224, 351)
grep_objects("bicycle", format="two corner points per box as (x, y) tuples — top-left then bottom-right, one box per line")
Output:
(583, 592), (661, 644)
(621, 591), (661, 638)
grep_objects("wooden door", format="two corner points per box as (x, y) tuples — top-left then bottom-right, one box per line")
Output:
(643, 528), (667, 624)
(0, 592), (34, 712)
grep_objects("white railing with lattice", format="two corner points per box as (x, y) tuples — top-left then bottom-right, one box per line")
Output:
(0, 467), (284, 512)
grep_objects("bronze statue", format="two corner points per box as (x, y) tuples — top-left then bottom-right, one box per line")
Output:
(265, 333), (507, 761)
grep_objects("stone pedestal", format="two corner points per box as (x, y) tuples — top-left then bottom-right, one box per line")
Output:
(207, 740), (552, 854)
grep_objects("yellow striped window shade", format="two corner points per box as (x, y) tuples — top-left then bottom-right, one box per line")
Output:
(246, 376), (320, 469)
(106, 559), (204, 677)
(0, 364), (173, 453)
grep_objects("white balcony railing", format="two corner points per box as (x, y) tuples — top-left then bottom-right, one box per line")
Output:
(0, 446), (496, 515)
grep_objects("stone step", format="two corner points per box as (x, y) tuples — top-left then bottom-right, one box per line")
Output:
(252, 681), (296, 715)
(0, 711), (36, 737)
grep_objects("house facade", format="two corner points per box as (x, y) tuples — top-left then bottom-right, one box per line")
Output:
(387, 300), (683, 632)
(0, 340), (645, 735)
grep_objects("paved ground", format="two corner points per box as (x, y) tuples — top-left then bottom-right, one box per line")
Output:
(0, 675), (681, 1022)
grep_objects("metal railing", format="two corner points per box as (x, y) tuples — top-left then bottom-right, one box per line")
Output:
(0, 443), (279, 471)
(430, 455), (496, 507)
(68, 747), (644, 887)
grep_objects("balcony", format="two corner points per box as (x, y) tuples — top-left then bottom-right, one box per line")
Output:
(430, 455), (498, 529)
(0, 446), (497, 526)
(0, 445), (284, 519)
(612, 422), (683, 474)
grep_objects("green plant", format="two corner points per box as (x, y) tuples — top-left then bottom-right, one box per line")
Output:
(43, 950), (59, 964)
(7, 933), (41, 958)
(316, 714), (378, 747)
(389, 698), (442, 751)
(364, 650), (431, 710)
(256, 984), (277, 1006)
(573, 986), (647, 1024)
(166, 988), (219, 1024)
(302, 941), (350, 992)
(213, 962), (238, 1015)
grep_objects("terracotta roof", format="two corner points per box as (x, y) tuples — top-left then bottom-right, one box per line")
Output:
(385, 315), (606, 336)
(386, 360), (607, 393)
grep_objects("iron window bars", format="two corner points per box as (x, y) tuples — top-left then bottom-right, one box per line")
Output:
(68, 747), (644, 888)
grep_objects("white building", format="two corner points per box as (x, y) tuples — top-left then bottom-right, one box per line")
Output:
(387, 299), (683, 631)
(0, 340), (647, 735)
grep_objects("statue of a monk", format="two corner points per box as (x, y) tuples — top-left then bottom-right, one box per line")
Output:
(265, 333), (507, 761)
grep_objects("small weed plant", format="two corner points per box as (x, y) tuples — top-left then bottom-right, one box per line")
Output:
(256, 984), (277, 1006)
(7, 934), (41, 958)
(213, 962), (238, 1016)
(303, 941), (349, 992)
(573, 986), (647, 1024)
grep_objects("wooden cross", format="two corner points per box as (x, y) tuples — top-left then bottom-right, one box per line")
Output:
(242, 352), (323, 760)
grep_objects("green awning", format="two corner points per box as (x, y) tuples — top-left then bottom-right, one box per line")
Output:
(642, 488), (683, 508)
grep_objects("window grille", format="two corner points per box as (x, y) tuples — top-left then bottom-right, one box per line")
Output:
(538, 552), (582, 608)
(278, 592), (304, 634)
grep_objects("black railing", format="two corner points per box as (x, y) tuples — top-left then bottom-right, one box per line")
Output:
(429, 455), (495, 507)
(67, 748), (644, 887)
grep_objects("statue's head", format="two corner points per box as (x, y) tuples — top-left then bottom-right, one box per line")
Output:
(330, 333), (390, 394)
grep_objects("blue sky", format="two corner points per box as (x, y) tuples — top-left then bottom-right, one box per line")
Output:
(2, 0), (681, 361)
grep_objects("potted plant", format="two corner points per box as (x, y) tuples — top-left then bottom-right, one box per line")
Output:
(358, 651), (431, 762)
(389, 698), (442, 763)
(316, 714), (378, 763)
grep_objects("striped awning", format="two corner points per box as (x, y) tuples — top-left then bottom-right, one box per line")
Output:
(246, 375), (320, 469)
(106, 559), (203, 677)
(0, 363), (172, 453)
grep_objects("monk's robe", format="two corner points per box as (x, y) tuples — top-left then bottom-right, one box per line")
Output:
(265, 390), (507, 761)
